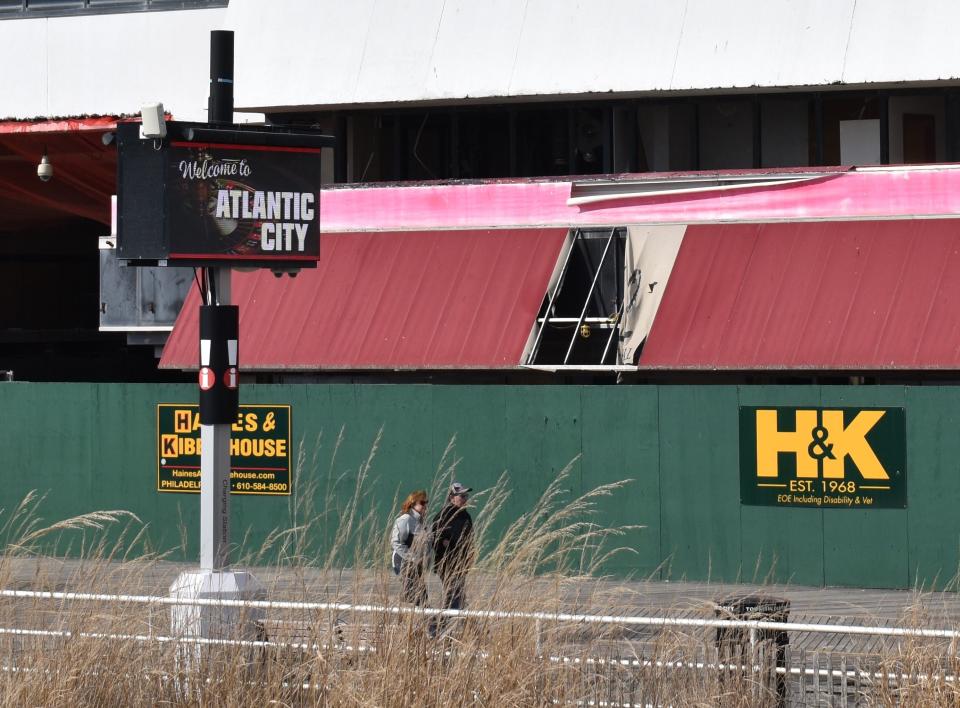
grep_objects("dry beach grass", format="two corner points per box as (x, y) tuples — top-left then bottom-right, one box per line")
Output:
(0, 437), (957, 706)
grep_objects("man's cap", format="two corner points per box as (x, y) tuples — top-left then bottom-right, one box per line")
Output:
(450, 482), (472, 495)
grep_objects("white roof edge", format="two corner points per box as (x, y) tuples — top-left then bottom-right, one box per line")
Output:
(520, 365), (639, 373)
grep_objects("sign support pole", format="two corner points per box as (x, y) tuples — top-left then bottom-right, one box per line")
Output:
(200, 29), (234, 571)
(170, 31), (263, 671)
(199, 268), (231, 570)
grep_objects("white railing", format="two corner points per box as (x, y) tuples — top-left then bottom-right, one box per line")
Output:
(3, 587), (960, 640)
(4, 586), (960, 705)
(1, 622), (956, 686)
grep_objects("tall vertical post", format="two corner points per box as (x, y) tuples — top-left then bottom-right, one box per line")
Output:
(199, 271), (235, 570)
(170, 32), (263, 670)
(200, 31), (235, 571)
(208, 30), (234, 126)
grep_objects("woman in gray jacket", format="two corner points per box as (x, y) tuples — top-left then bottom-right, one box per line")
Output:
(390, 490), (430, 605)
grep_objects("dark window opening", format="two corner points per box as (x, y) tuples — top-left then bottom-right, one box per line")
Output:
(378, 112), (453, 181)
(903, 113), (937, 163)
(527, 228), (626, 366)
(456, 110), (511, 179)
(337, 89), (956, 184)
(817, 95), (881, 165)
(572, 106), (610, 174)
(0, 219), (190, 382)
(515, 109), (571, 177)
(760, 97), (811, 167)
(698, 99), (754, 169)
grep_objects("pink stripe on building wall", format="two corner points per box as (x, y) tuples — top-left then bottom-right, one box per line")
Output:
(319, 167), (960, 232)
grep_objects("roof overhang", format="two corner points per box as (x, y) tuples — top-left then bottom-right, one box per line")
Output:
(0, 116), (118, 231)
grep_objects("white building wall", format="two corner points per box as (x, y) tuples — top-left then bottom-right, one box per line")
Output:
(0, 8), (226, 121)
(843, 0), (960, 85)
(230, 0), (960, 111)
(2, 0), (960, 121)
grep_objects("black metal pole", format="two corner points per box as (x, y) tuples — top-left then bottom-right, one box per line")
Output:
(200, 29), (235, 571)
(879, 92), (890, 165)
(209, 30), (234, 127)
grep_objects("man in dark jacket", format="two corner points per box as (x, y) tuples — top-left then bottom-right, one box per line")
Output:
(432, 481), (474, 614)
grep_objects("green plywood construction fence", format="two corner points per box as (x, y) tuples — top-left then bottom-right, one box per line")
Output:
(0, 382), (957, 590)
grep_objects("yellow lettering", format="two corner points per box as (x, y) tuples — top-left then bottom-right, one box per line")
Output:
(755, 410), (819, 478)
(225, 433), (289, 459)
(174, 410), (193, 434)
(820, 410), (888, 480)
(262, 412), (276, 432)
(245, 413), (258, 432)
(160, 479), (199, 490)
(161, 434), (179, 458)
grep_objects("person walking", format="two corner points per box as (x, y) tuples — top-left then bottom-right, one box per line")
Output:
(390, 490), (430, 606)
(432, 482), (474, 616)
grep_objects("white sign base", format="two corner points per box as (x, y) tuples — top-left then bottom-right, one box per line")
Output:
(169, 569), (265, 679)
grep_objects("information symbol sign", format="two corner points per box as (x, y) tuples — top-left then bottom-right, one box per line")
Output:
(198, 366), (215, 391)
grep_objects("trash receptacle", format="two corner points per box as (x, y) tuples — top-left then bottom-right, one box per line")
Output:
(715, 595), (790, 706)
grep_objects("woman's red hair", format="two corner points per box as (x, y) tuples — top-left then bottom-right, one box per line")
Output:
(401, 490), (428, 514)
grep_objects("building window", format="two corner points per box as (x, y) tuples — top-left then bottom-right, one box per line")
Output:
(760, 97), (810, 167)
(698, 99), (754, 169)
(514, 108), (571, 177)
(336, 89), (953, 184)
(456, 109), (511, 179)
(888, 95), (945, 164)
(378, 112), (453, 181)
(637, 103), (697, 172)
(819, 95), (882, 165)
(527, 228), (627, 366)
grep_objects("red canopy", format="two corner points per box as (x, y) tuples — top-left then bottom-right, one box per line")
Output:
(160, 228), (566, 370)
(640, 219), (960, 370)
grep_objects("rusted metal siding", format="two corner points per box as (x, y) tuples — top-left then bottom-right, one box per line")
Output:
(160, 228), (566, 370)
(640, 219), (960, 370)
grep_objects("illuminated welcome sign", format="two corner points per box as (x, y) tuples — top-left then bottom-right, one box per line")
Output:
(117, 122), (324, 269)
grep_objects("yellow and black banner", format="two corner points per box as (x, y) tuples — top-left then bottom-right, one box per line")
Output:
(739, 406), (906, 509)
(157, 403), (291, 495)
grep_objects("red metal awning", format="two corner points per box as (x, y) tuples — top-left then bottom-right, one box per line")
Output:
(639, 219), (960, 370)
(159, 228), (567, 370)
